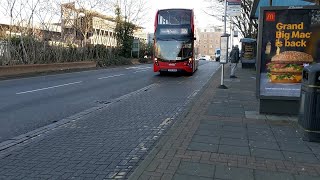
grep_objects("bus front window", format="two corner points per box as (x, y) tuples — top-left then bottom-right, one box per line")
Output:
(155, 40), (193, 61)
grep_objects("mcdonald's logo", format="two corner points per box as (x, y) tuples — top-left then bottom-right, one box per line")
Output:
(266, 12), (276, 22)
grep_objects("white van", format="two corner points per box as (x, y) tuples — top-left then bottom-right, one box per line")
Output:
(215, 49), (221, 62)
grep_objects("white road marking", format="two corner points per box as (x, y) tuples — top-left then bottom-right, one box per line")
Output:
(133, 70), (149, 73)
(159, 118), (172, 126)
(16, 81), (83, 95)
(126, 66), (151, 70)
(98, 74), (125, 80)
(126, 67), (139, 69)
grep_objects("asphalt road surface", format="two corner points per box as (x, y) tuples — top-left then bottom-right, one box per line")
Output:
(0, 60), (220, 179)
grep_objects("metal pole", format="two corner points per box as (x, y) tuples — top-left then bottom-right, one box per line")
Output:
(138, 40), (140, 58)
(230, 19), (233, 49)
(218, 0), (228, 89)
(224, 0), (227, 34)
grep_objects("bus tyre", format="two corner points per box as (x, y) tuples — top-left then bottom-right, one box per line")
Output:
(185, 72), (193, 76)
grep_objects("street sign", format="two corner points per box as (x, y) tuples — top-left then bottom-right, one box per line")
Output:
(220, 34), (229, 64)
(233, 30), (238, 37)
(132, 39), (139, 52)
(227, 0), (241, 16)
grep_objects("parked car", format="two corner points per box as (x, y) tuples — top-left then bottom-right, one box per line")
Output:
(199, 55), (210, 61)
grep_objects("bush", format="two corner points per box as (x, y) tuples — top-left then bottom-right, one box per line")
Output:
(96, 56), (132, 67)
(2, 36), (136, 67)
(138, 58), (152, 64)
(114, 56), (132, 65)
(138, 58), (148, 63)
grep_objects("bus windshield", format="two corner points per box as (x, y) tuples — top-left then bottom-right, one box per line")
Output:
(155, 39), (193, 61)
(158, 9), (191, 25)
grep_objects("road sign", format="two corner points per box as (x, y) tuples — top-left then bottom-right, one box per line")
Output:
(220, 34), (229, 64)
(227, 0), (241, 16)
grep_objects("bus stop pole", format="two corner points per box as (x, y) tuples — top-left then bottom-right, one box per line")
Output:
(218, 0), (228, 89)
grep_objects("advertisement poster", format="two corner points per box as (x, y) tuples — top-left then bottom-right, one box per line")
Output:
(220, 35), (229, 64)
(242, 43), (255, 60)
(259, 7), (320, 97)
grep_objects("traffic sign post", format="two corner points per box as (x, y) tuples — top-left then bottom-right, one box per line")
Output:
(227, 0), (241, 17)
(217, 0), (230, 89)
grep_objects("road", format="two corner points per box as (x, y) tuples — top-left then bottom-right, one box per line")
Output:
(0, 60), (220, 179)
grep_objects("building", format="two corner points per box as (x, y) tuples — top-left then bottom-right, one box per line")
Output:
(198, 27), (222, 59)
(0, 2), (147, 49)
(133, 28), (147, 42)
(61, 2), (117, 47)
(61, 2), (146, 48)
(147, 33), (154, 46)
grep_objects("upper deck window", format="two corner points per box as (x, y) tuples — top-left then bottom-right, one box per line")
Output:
(158, 10), (191, 25)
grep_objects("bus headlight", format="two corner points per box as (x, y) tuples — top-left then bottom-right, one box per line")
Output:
(188, 58), (193, 68)
(154, 58), (159, 66)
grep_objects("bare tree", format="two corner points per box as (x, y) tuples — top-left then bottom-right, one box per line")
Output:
(204, 0), (258, 38)
(107, 0), (149, 57)
(0, 0), (42, 64)
(107, 0), (150, 26)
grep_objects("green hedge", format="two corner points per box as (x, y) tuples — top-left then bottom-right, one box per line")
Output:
(0, 37), (132, 67)
(138, 58), (152, 64)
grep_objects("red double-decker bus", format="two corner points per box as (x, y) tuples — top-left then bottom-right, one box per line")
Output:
(153, 9), (198, 75)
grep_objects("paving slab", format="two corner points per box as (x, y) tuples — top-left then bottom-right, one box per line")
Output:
(188, 142), (218, 153)
(173, 174), (212, 180)
(195, 129), (220, 137)
(220, 121), (245, 127)
(218, 145), (250, 156)
(247, 134), (277, 142)
(200, 119), (223, 126)
(250, 148), (284, 160)
(176, 161), (215, 178)
(294, 174), (320, 180)
(246, 123), (270, 130)
(221, 126), (247, 133)
(220, 137), (248, 147)
(254, 170), (294, 180)
(278, 142), (312, 153)
(218, 131), (247, 140)
(198, 123), (221, 131)
(214, 165), (254, 180)
(249, 140), (280, 150)
(282, 151), (319, 163)
(192, 135), (220, 145)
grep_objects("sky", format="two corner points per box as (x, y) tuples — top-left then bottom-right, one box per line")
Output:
(0, 0), (223, 33)
(145, 0), (222, 32)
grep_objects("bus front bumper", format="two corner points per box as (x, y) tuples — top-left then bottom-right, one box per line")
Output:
(154, 61), (193, 73)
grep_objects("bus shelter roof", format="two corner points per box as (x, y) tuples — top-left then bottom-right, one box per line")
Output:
(250, 0), (317, 19)
(240, 38), (256, 43)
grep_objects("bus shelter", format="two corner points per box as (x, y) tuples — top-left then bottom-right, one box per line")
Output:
(251, 0), (319, 115)
(240, 38), (256, 69)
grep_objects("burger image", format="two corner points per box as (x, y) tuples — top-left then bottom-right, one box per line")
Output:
(267, 51), (313, 83)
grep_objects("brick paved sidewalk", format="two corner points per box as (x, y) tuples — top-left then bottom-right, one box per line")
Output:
(129, 64), (320, 180)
